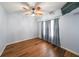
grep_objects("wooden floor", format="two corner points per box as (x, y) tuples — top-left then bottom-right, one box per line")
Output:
(1, 38), (78, 57)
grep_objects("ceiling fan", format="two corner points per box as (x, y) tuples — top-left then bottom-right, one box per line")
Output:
(20, 2), (43, 16)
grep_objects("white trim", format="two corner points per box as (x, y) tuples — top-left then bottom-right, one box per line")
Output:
(6, 37), (38, 46)
(61, 46), (79, 56)
(0, 45), (6, 56)
(0, 52), (2, 56)
(6, 39), (28, 46)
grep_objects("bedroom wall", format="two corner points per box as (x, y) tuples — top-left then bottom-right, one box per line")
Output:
(0, 5), (7, 55)
(59, 7), (79, 55)
(7, 13), (38, 44)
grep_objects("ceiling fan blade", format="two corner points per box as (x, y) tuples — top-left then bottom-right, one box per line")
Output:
(21, 6), (31, 11)
(21, 2), (32, 9)
(20, 2), (34, 15)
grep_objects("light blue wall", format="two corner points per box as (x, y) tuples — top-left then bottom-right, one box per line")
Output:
(59, 7), (79, 55)
(7, 13), (38, 43)
(0, 5), (7, 55)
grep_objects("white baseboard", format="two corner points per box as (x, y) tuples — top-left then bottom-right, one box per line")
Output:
(0, 52), (2, 56)
(0, 45), (7, 56)
(6, 37), (38, 46)
(61, 46), (79, 56)
(6, 39), (28, 46)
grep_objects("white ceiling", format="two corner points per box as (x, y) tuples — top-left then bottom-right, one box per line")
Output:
(0, 2), (66, 13)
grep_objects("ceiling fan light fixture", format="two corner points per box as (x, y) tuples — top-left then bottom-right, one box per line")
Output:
(31, 13), (35, 16)
(21, 4), (43, 16)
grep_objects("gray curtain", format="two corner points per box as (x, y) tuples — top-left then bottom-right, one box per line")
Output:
(43, 21), (51, 42)
(45, 21), (49, 41)
(41, 21), (47, 40)
(43, 21), (46, 40)
(50, 20), (54, 44)
(46, 21), (51, 42)
(40, 18), (60, 47)
(53, 18), (60, 47)
(44, 21), (48, 40)
(41, 21), (43, 39)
